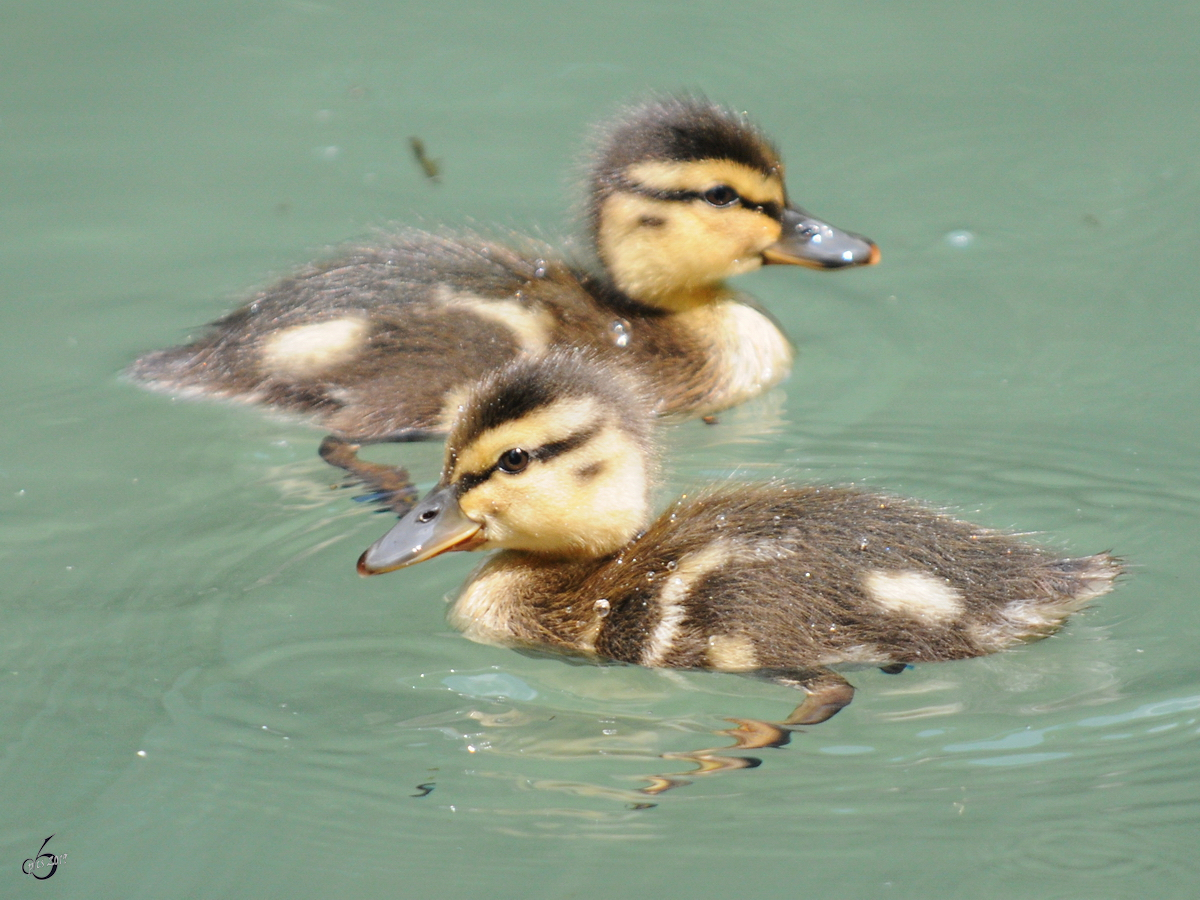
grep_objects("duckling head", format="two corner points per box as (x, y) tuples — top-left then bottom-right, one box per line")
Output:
(587, 95), (879, 311)
(358, 352), (656, 574)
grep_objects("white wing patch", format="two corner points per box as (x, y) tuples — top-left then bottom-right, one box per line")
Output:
(642, 542), (736, 667)
(261, 317), (368, 376)
(863, 569), (964, 623)
(440, 292), (554, 355)
(706, 634), (759, 671)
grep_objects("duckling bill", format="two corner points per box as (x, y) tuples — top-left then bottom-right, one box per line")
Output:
(357, 353), (1121, 725)
(128, 96), (878, 442)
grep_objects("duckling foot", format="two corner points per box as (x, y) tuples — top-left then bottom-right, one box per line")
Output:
(755, 668), (856, 726)
(784, 685), (855, 726)
(343, 427), (443, 444)
(318, 435), (419, 516)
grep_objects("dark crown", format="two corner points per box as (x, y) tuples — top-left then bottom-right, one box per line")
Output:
(586, 95), (781, 231)
(448, 352), (652, 456)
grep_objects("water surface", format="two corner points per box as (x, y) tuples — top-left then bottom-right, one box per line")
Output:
(3, 1), (1198, 897)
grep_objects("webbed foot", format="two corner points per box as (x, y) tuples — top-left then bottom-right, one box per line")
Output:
(318, 435), (419, 516)
(754, 667), (856, 726)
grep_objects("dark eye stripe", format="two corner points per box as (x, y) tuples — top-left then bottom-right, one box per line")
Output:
(455, 469), (491, 495)
(613, 175), (783, 222)
(531, 421), (600, 464)
(454, 422), (602, 497)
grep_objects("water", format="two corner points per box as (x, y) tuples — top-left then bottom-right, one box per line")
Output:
(3, 1), (1199, 897)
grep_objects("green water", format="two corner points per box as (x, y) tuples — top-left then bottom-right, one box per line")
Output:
(3, 1), (1198, 897)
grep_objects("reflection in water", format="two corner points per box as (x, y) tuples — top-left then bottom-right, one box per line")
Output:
(380, 702), (797, 807)
(638, 718), (789, 797)
(407, 702), (800, 803)
(149, 620), (1200, 870)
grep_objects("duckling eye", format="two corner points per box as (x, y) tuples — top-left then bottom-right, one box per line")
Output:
(702, 185), (739, 208)
(498, 448), (530, 474)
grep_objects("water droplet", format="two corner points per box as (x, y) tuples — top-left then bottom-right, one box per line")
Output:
(716, 514), (727, 528)
(665, 560), (677, 571)
(610, 319), (631, 347)
(646, 571), (656, 581)
(594, 598), (610, 617)
(533, 258), (547, 278)
(858, 538), (869, 551)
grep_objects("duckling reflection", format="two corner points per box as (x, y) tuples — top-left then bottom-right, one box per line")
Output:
(129, 95), (878, 442)
(357, 352), (1122, 731)
(400, 700), (773, 803)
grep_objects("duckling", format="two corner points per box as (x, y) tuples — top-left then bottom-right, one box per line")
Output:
(355, 352), (1121, 725)
(128, 96), (878, 442)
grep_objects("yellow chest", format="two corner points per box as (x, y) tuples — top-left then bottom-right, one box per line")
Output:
(675, 299), (793, 414)
(447, 562), (605, 654)
(447, 569), (523, 647)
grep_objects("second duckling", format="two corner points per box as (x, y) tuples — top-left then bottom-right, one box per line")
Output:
(356, 353), (1120, 724)
(128, 96), (878, 441)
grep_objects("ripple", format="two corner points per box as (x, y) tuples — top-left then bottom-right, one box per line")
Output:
(968, 751), (1072, 767)
(1002, 815), (1193, 882)
(820, 745), (876, 756)
(442, 672), (538, 701)
(1076, 693), (1200, 728)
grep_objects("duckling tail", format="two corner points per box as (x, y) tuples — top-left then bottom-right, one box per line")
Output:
(1055, 551), (1124, 607)
(125, 345), (197, 389)
(997, 552), (1122, 644)
(126, 342), (241, 399)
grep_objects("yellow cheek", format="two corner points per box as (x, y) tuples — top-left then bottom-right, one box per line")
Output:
(699, 207), (781, 265)
(598, 194), (783, 304)
(458, 425), (649, 556)
(668, 207), (778, 279)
